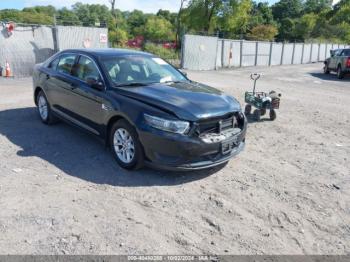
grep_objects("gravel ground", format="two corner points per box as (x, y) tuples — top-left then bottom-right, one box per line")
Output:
(0, 63), (349, 255)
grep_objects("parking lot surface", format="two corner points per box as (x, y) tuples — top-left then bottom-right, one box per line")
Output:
(0, 64), (349, 254)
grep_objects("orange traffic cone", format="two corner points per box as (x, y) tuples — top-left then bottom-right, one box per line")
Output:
(5, 61), (11, 77)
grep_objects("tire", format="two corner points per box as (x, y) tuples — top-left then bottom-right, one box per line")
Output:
(337, 66), (344, 79)
(244, 104), (252, 115)
(253, 109), (261, 121)
(324, 64), (330, 74)
(36, 90), (57, 125)
(269, 109), (277, 121)
(109, 119), (144, 170)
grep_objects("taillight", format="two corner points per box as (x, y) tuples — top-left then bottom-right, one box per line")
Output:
(347, 57), (350, 68)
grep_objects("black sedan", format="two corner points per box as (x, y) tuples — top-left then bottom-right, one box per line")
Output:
(33, 49), (247, 171)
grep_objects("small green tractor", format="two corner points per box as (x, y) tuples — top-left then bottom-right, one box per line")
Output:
(244, 73), (281, 121)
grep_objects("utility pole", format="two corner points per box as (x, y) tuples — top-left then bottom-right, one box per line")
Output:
(109, 0), (116, 16)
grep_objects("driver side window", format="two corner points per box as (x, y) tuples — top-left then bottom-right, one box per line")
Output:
(73, 56), (101, 85)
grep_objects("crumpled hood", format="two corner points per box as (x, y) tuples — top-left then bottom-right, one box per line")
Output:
(114, 81), (241, 121)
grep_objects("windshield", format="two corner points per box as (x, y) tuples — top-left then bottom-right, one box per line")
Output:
(101, 55), (188, 87)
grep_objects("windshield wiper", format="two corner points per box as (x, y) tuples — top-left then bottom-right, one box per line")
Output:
(114, 82), (153, 87)
(161, 80), (185, 84)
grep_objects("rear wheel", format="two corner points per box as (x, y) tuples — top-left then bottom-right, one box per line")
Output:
(109, 119), (144, 170)
(244, 104), (252, 115)
(269, 109), (277, 121)
(337, 65), (344, 79)
(36, 91), (57, 125)
(253, 109), (261, 121)
(324, 63), (330, 74)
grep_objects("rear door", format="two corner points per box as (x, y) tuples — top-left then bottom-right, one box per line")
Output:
(44, 53), (79, 114)
(329, 49), (342, 70)
(65, 55), (107, 135)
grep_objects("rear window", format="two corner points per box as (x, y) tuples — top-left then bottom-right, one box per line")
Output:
(342, 49), (350, 56)
(57, 54), (77, 75)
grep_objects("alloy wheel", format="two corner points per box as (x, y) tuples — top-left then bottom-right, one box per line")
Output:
(113, 128), (135, 164)
(38, 94), (48, 121)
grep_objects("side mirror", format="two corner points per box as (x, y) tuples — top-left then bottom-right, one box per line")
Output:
(91, 81), (105, 91)
(330, 50), (335, 57)
(86, 76), (104, 91)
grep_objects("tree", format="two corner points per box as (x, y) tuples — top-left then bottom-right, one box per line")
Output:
(176, 0), (187, 45)
(277, 18), (296, 41)
(184, 0), (223, 33)
(220, 0), (253, 38)
(247, 24), (278, 41)
(109, 0), (116, 15)
(294, 13), (317, 41)
(126, 10), (147, 37)
(144, 16), (175, 41)
(57, 8), (80, 25)
(109, 28), (128, 46)
(303, 0), (332, 14)
(272, 0), (303, 21)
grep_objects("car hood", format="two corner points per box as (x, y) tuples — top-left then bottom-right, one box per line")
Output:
(114, 81), (241, 121)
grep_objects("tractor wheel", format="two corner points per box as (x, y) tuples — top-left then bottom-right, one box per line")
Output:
(253, 109), (261, 121)
(244, 104), (252, 115)
(270, 109), (277, 121)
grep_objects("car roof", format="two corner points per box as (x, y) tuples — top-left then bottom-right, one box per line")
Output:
(61, 48), (154, 58)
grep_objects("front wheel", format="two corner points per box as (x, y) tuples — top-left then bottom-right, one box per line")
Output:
(244, 104), (252, 115)
(253, 109), (261, 121)
(337, 66), (344, 79)
(110, 120), (144, 170)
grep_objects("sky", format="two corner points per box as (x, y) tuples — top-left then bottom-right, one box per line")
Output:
(0, 0), (283, 13)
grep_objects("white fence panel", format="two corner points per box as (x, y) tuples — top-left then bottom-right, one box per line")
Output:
(181, 34), (349, 70)
(302, 44), (312, 63)
(293, 44), (303, 64)
(326, 44), (332, 58)
(257, 42), (270, 66)
(182, 35), (218, 70)
(282, 44), (294, 65)
(319, 44), (326, 61)
(311, 43), (319, 62)
(242, 41), (256, 67)
(271, 43), (282, 65)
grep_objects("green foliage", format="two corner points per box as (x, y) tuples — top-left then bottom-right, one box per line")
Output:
(109, 28), (129, 46)
(294, 13), (317, 41)
(0, 0), (349, 44)
(183, 0), (222, 33)
(303, 0), (332, 13)
(247, 24), (278, 41)
(144, 16), (175, 41)
(272, 0), (303, 21)
(221, 0), (253, 38)
(144, 43), (178, 59)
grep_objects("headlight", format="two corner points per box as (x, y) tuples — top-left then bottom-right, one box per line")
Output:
(144, 114), (190, 134)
